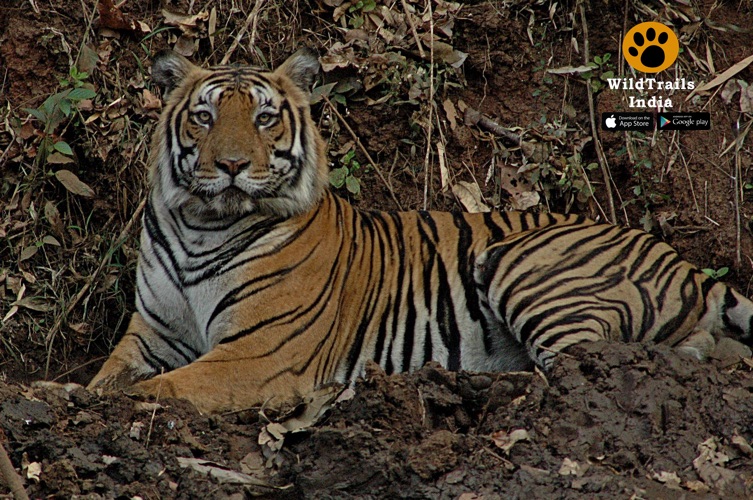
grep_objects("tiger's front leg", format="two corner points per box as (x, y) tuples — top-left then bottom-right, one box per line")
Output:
(125, 344), (312, 414)
(87, 312), (161, 392)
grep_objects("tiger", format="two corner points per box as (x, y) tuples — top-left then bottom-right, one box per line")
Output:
(87, 48), (753, 413)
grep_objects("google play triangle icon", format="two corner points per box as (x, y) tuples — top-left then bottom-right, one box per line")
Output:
(660, 116), (671, 128)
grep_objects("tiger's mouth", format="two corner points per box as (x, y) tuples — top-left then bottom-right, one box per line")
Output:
(191, 179), (268, 201)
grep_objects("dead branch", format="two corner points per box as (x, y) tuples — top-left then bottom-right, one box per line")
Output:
(463, 107), (521, 146)
(0, 436), (29, 500)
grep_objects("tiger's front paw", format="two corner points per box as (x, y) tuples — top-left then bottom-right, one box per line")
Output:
(87, 357), (155, 395)
(125, 377), (177, 401)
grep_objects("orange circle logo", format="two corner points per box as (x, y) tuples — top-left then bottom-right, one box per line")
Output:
(622, 22), (679, 73)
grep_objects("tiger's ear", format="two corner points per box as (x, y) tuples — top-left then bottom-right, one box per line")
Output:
(275, 48), (320, 93)
(152, 51), (198, 96)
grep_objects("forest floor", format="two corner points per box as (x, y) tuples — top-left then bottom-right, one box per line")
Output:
(1, 0), (753, 498)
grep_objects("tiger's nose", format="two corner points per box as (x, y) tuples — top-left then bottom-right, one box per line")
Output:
(215, 158), (250, 177)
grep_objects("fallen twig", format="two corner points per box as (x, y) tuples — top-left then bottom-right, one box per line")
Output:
(422, 0), (434, 210)
(221, 0), (266, 65)
(401, 0), (425, 59)
(580, 2), (617, 224)
(0, 436), (29, 500)
(463, 107), (521, 146)
(323, 96), (403, 210)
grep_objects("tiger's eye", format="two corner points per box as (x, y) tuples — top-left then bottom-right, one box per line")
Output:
(256, 112), (275, 126)
(194, 111), (213, 126)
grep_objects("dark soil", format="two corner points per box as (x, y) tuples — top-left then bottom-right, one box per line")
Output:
(2, 0), (753, 498)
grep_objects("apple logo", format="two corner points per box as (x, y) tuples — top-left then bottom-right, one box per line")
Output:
(605, 114), (617, 128)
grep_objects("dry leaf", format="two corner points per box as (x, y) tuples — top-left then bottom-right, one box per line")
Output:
(129, 421), (145, 440)
(688, 54), (753, 100)
(731, 433), (753, 455)
(258, 424), (285, 453)
(437, 142), (449, 191)
(97, 0), (134, 31)
(12, 297), (52, 313)
(653, 470), (682, 490)
(134, 402), (163, 412)
(693, 437), (737, 492)
(740, 81), (753, 114)
(55, 170), (95, 198)
(443, 99), (458, 130)
(558, 457), (587, 477)
(46, 152), (75, 165)
(44, 201), (64, 240)
(429, 40), (467, 68)
(19, 245), (39, 262)
(499, 164), (539, 211)
(452, 181), (490, 213)
(162, 9), (209, 34)
(173, 35), (197, 57)
(26, 461), (42, 483)
(685, 479), (710, 493)
(490, 428), (530, 455)
(176, 457), (283, 487)
(511, 191), (540, 211)
(142, 89), (161, 110)
(240, 451), (265, 474)
(208, 7), (217, 49)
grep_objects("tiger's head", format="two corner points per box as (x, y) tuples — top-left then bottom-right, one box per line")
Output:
(150, 49), (328, 218)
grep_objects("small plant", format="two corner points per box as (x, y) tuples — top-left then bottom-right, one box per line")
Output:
(59, 66), (90, 89)
(329, 149), (366, 195)
(702, 267), (729, 280)
(348, 0), (377, 28)
(582, 53), (614, 93)
(24, 87), (96, 162)
(621, 157), (668, 232)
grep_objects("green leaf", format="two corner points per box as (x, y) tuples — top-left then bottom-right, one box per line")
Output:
(59, 98), (72, 117)
(328, 167), (348, 188)
(24, 107), (48, 122)
(345, 175), (361, 195)
(341, 149), (356, 164)
(67, 87), (96, 101)
(53, 141), (73, 155)
(716, 267), (729, 278)
(310, 82), (337, 104)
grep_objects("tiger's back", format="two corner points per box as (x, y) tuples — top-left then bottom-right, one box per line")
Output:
(87, 49), (753, 413)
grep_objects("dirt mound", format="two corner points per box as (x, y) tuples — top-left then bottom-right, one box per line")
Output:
(2, 342), (751, 498)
